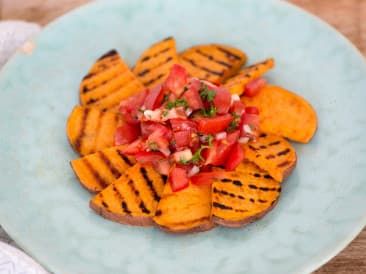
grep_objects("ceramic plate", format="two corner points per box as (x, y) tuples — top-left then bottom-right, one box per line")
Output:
(0, 1), (365, 273)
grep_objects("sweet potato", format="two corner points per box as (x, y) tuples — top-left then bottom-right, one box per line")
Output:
(179, 44), (247, 83)
(70, 146), (135, 193)
(242, 134), (297, 182)
(224, 58), (275, 95)
(90, 163), (167, 226)
(153, 183), (215, 233)
(66, 105), (123, 156)
(242, 85), (317, 143)
(212, 162), (281, 227)
(80, 49), (145, 112)
(133, 37), (179, 88)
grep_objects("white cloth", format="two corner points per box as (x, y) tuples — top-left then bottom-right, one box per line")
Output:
(0, 20), (41, 67)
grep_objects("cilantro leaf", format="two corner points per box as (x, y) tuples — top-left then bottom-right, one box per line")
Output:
(199, 83), (216, 102)
(166, 98), (189, 110)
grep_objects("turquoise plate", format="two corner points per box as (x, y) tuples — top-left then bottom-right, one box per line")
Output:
(0, 1), (365, 273)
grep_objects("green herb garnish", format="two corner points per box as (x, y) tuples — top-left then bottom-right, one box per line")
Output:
(147, 141), (159, 151)
(178, 158), (190, 165)
(162, 110), (169, 117)
(205, 134), (213, 146)
(166, 98), (189, 110)
(199, 105), (217, 118)
(199, 83), (216, 102)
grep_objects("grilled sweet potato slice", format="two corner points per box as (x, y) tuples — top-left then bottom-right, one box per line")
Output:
(90, 163), (167, 226)
(80, 49), (145, 112)
(133, 37), (179, 88)
(212, 162), (281, 227)
(153, 183), (215, 233)
(179, 44), (247, 83)
(224, 58), (275, 95)
(242, 134), (296, 182)
(71, 146), (135, 193)
(242, 85), (317, 143)
(66, 105), (123, 156)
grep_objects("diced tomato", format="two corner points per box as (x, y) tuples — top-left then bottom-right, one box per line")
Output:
(123, 138), (146, 155)
(173, 130), (191, 148)
(163, 64), (189, 96)
(181, 80), (204, 110)
(170, 119), (197, 132)
(140, 122), (168, 138)
(245, 106), (259, 115)
(204, 130), (240, 165)
(134, 151), (170, 175)
(169, 166), (189, 192)
(230, 100), (246, 116)
(115, 123), (141, 145)
(190, 171), (225, 186)
(225, 143), (244, 171)
(240, 113), (260, 140)
(119, 89), (148, 124)
(147, 128), (171, 156)
(188, 77), (202, 90)
(244, 78), (267, 97)
(144, 84), (164, 110)
(195, 114), (233, 134)
(212, 87), (232, 114)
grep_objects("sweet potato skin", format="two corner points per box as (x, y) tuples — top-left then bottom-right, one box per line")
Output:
(242, 85), (317, 143)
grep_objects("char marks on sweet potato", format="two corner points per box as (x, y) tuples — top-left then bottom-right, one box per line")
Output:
(71, 146), (135, 193)
(80, 49), (145, 112)
(153, 183), (215, 233)
(90, 163), (167, 226)
(179, 44), (247, 83)
(242, 85), (317, 143)
(242, 134), (297, 182)
(224, 58), (275, 95)
(212, 162), (281, 227)
(66, 105), (123, 156)
(133, 37), (179, 88)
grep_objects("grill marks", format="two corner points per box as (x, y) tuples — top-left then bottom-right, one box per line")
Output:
(212, 162), (281, 224)
(70, 146), (135, 193)
(80, 49), (144, 112)
(133, 37), (178, 88)
(153, 183), (213, 232)
(179, 44), (246, 83)
(224, 58), (275, 95)
(242, 134), (297, 182)
(67, 106), (123, 156)
(90, 164), (166, 223)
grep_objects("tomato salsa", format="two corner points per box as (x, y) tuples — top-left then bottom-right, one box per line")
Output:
(115, 64), (264, 192)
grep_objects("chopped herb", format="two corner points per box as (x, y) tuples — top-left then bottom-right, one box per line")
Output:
(199, 83), (216, 102)
(182, 86), (189, 92)
(163, 93), (170, 103)
(199, 105), (217, 118)
(178, 158), (190, 165)
(191, 140), (213, 163)
(205, 134), (213, 146)
(166, 98), (189, 110)
(228, 120), (239, 131)
(162, 110), (169, 117)
(232, 112), (241, 119)
(147, 141), (159, 151)
(249, 125), (257, 131)
(170, 140), (176, 145)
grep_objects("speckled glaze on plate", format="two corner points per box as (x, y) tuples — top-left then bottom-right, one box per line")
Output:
(0, 1), (365, 273)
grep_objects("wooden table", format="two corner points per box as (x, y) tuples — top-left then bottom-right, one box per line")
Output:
(0, 0), (365, 273)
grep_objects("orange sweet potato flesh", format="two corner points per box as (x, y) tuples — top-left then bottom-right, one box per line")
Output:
(70, 146), (135, 193)
(242, 85), (317, 143)
(80, 49), (145, 112)
(90, 163), (167, 226)
(133, 37), (179, 88)
(212, 162), (281, 227)
(179, 44), (247, 83)
(153, 183), (215, 233)
(242, 134), (297, 182)
(66, 105), (124, 156)
(224, 58), (275, 95)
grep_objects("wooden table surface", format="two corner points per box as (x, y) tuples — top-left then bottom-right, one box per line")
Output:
(0, 0), (365, 273)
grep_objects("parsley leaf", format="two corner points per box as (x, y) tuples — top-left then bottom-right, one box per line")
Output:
(199, 105), (217, 118)
(199, 83), (216, 102)
(147, 141), (159, 151)
(166, 98), (189, 110)
(227, 120), (239, 131)
(162, 110), (169, 117)
(205, 134), (214, 146)
(178, 158), (190, 165)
